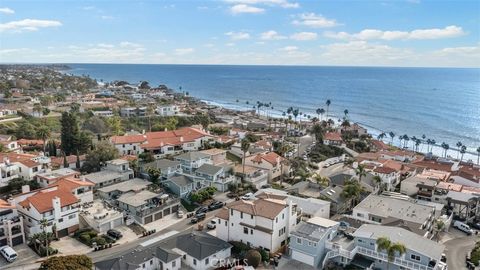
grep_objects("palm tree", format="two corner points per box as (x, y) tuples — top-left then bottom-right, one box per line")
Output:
(241, 138), (250, 182)
(36, 126), (51, 154)
(373, 175), (383, 194)
(389, 131), (395, 145)
(441, 142), (450, 158)
(313, 174), (330, 188)
(343, 109), (349, 119)
(433, 219), (445, 241)
(376, 237), (407, 270)
(39, 218), (50, 257)
(421, 134), (426, 151)
(325, 99), (331, 120)
(402, 134), (409, 149)
(355, 164), (367, 182)
(460, 145), (467, 162)
(316, 108), (325, 122)
(477, 147), (480, 165)
(411, 136), (417, 150)
(456, 141), (463, 159)
(341, 180), (365, 210)
(377, 132), (386, 141)
(430, 139), (436, 153)
(415, 139), (421, 152)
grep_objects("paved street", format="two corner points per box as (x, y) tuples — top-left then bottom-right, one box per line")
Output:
(443, 228), (480, 270)
(297, 135), (314, 157)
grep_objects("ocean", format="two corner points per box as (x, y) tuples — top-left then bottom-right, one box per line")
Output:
(69, 64), (480, 160)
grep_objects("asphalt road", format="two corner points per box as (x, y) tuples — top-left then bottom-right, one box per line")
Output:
(444, 228), (480, 270)
(297, 135), (314, 157)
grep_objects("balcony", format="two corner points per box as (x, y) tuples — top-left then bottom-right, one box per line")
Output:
(136, 198), (180, 217)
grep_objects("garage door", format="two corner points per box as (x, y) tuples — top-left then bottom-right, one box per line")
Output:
(154, 212), (162, 221)
(291, 250), (315, 266)
(12, 235), (24, 246)
(113, 218), (123, 227)
(57, 228), (68, 238)
(100, 223), (111, 233)
(144, 215), (153, 224)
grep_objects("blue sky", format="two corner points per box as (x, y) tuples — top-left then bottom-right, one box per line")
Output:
(1, 0), (479, 67)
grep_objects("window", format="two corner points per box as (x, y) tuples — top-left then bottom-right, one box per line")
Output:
(282, 213), (284, 219)
(251, 214), (253, 219)
(240, 212), (243, 219)
(172, 261), (176, 267)
(296, 237), (302, 244)
(225, 221), (227, 226)
(357, 213), (364, 218)
(150, 260), (153, 265)
(250, 229), (253, 235)
(358, 239), (363, 243)
(313, 243), (317, 247)
(183, 255), (186, 260)
(244, 227), (248, 234)
(58, 218), (63, 223)
(205, 258), (209, 265)
(69, 214), (75, 219)
(411, 254), (421, 261)
(193, 259), (197, 265)
(142, 263), (145, 268)
(218, 219), (220, 224)
(276, 217), (278, 223)
(231, 209), (233, 215)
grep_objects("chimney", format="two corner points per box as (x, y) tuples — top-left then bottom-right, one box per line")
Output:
(180, 136), (184, 142)
(21, 185), (30, 193)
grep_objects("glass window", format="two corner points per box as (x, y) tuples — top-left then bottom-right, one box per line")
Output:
(296, 237), (302, 244)
(205, 258), (209, 265)
(193, 259), (197, 265)
(244, 227), (248, 234)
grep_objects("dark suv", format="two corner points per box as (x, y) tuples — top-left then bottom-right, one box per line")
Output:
(107, 229), (123, 239)
(208, 201), (224, 211)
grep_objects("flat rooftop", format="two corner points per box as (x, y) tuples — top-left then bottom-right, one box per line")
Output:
(97, 178), (151, 194)
(117, 190), (161, 207)
(84, 171), (124, 184)
(354, 194), (435, 224)
(37, 168), (78, 180)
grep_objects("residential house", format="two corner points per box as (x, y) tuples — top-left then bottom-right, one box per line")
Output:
(195, 163), (236, 192)
(94, 231), (232, 270)
(289, 217), (339, 267)
(200, 148), (228, 166)
(92, 110), (114, 117)
(323, 224), (447, 270)
(245, 151), (288, 181)
(0, 199), (25, 247)
(0, 135), (20, 153)
(97, 178), (151, 200)
(0, 152), (50, 181)
(320, 186), (350, 215)
(120, 107), (147, 117)
(352, 194), (443, 237)
(140, 159), (182, 180)
(174, 151), (212, 174)
(234, 164), (269, 189)
(215, 196), (298, 252)
(156, 104), (179, 116)
(12, 177), (94, 237)
(84, 159), (134, 189)
(0, 158), (20, 187)
(110, 134), (147, 156)
(370, 166), (400, 191)
(35, 168), (79, 187)
(323, 132), (343, 146)
(116, 190), (180, 225)
(163, 174), (204, 198)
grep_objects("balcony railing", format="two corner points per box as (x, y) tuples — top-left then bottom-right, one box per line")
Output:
(136, 198), (180, 217)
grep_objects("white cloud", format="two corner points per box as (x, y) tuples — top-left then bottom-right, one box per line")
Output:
(226, 0), (299, 8)
(101, 15), (114, 20)
(0, 19), (62, 32)
(279, 46), (298, 52)
(120, 41), (142, 48)
(290, 31), (317, 41)
(260, 30), (286, 40)
(226, 42), (236, 47)
(0, 7), (14, 14)
(230, 4), (265, 14)
(97, 43), (114, 48)
(225, 31), (250, 40)
(82, 6), (96, 10)
(292, 13), (339, 28)
(324, 25), (465, 41)
(174, 48), (195, 55)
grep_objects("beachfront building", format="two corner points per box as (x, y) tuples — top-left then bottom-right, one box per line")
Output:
(289, 217), (339, 267)
(83, 159), (134, 189)
(215, 196), (298, 252)
(323, 132), (343, 146)
(323, 224), (447, 270)
(94, 231), (232, 270)
(0, 199), (25, 247)
(370, 166), (401, 191)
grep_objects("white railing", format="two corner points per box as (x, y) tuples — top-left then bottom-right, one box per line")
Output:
(356, 247), (441, 270)
(322, 244), (358, 269)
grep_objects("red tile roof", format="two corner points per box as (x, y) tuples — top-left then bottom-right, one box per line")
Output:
(0, 199), (15, 209)
(51, 154), (86, 166)
(324, 132), (342, 141)
(251, 152), (284, 166)
(18, 188), (79, 213)
(110, 134), (147, 145)
(371, 140), (390, 151)
(373, 166), (397, 174)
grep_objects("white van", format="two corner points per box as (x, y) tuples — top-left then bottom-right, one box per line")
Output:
(453, 221), (473, 235)
(0, 245), (17, 262)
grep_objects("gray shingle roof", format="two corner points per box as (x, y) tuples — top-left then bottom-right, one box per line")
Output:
(167, 175), (193, 187)
(174, 151), (210, 162)
(196, 164), (223, 176)
(291, 221), (329, 242)
(143, 159), (181, 171)
(353, 224), (445, 260)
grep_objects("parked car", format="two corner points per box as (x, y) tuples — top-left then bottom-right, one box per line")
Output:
(468, 222), (480, 230)
(207, 220), (216, 230)
(107, 229), (123, 239)
(454, 220), (473, 235)
(208, 201), (224, 211)
(191, 212), (206, 223)
(241, 192), (254, 200)
(227, 192), (238, 198)
(261, 184), (272, 189)
(441, 253), (447, 263)
(196, 206), (208, 214)
(177, 210), (184, 218)
(0, 246), (17, 263)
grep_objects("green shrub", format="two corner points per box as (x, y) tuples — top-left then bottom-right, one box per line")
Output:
(40, 255), (92, 270)
(257, 248), (269, 262)
(88, 231), (98, 238)
(92, 236), (106, 246)
(230, 241), (249, 255)
(245, 249), (262, 267)
(79, 234), (91, 244)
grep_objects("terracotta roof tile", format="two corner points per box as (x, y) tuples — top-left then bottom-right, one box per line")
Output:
(18, 188), (79, 213)
(228, 198), (286, 220)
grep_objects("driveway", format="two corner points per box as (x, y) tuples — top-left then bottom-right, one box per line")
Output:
(443, 228), (480, 270)
(0, 244), (40, 270)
